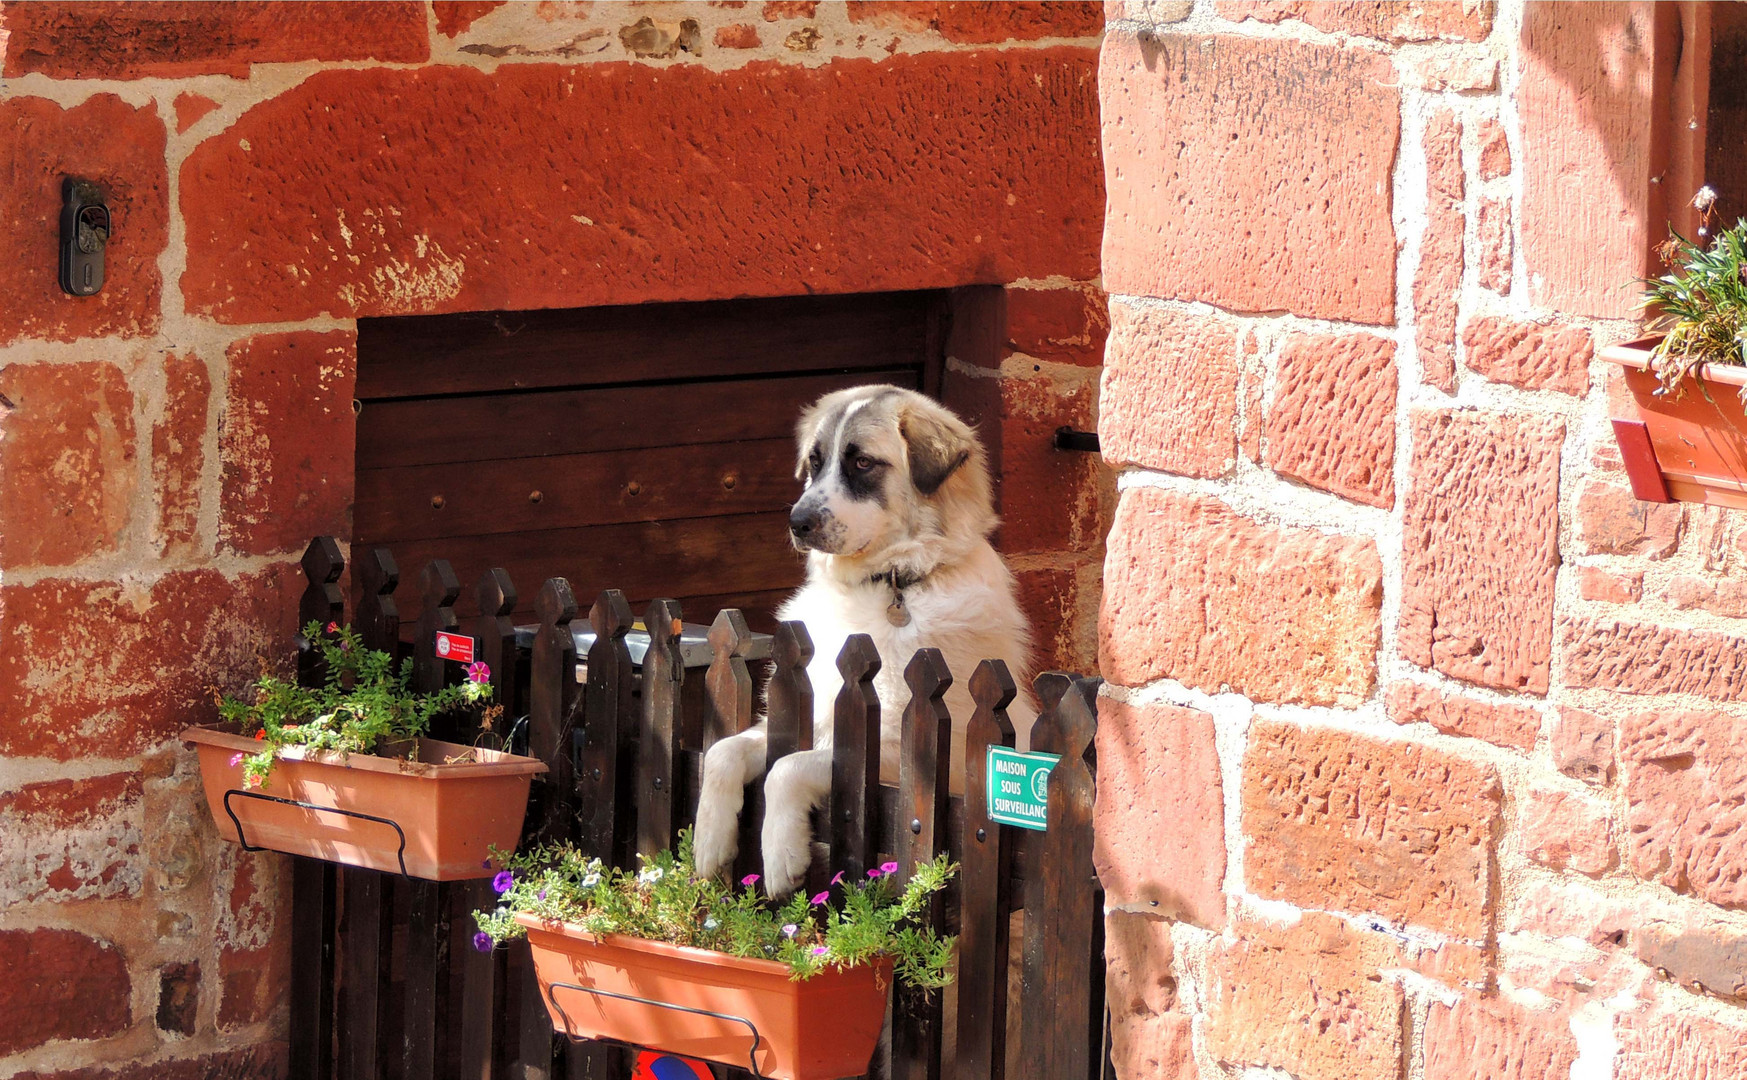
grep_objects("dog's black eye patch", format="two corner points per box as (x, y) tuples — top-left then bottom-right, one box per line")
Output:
(839, 445), (887, 504)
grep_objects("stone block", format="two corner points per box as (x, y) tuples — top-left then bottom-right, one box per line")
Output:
(1400, 409), (1563, 693)
(1621, 708), (1747, 907)
(180, 53), (1102, 321)
(1094, 700), (1225, 927)
(1101, 28), (1398, 323)
(1205, 911), (1405, 1080)
(1099, 301), (1238, 478)
(2, 1), (428, 78)
(1416, 108), (1463, 392)
(1461, 317), (1592, 395)
(0, 95), (167, 345)
(1266, 332), (1397, 507)
(1242, 720), (1501, 937)
(0, 361), (137, 569)
(218, 331), (356, 557)
(0, 929), (131, 1056)
(1384, 681), (1540, 751)
(1102, 489), (1382, 706)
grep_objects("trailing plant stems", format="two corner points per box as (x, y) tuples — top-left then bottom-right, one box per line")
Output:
(474, 828), (957, 990)
(217, 620), (497, 789)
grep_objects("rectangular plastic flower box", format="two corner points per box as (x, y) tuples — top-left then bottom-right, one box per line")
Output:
(516, 913), (891, 1080)
(1606, 335), (1747, 509)
(184, 725), (547, 880)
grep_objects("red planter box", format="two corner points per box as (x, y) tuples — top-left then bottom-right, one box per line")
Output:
(185, 726), (546, 880)
(517, 914), (891, 1080)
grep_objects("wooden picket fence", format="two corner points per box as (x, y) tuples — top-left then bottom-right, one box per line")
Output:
(283, 536), (1107, 1080)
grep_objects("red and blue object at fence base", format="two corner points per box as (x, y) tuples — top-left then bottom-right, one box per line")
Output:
(632, 1051), (712, 1080)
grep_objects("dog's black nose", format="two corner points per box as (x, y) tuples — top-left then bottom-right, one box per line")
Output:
(789, 505), (819, 538)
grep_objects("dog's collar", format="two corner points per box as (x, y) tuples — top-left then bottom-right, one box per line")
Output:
(866, 567), (928, 592)
(866, 567), (928, 627)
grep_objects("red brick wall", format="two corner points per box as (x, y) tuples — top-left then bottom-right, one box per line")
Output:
(0, 3), (1104, 1075)
(1098, 2), (1747, 1077)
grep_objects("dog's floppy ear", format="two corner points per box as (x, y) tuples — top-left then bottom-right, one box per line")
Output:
(793, 400), (831, 481)
(898, 399), (974, 496)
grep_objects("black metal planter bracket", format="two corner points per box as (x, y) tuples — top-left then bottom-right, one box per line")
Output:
(544, 979), (766, 1078)
(221, 787), (411, 877)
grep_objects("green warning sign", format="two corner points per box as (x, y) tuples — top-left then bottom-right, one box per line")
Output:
(986, 746), (1060, 831)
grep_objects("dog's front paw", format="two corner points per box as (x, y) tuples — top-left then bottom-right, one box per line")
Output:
(694, 748), (748, 881)
(694, 806), (740, 882)
(761, 823), (813, 899)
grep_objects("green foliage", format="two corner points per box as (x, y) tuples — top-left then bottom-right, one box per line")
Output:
(1642, 217), (1747, 396)
(217, 621), (496, 788)
(474, 829), (957, 991)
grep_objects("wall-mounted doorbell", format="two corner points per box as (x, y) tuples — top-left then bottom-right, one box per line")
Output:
(59, 177), (110, 297)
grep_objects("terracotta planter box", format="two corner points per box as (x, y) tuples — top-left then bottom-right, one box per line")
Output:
(517, 914), (891, 1080)
(184, 726), (547, 880)
(1605, 335), (1747, 509)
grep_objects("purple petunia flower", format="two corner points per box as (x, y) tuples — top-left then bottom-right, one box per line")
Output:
(229, 753), (245, 768)
(741, 874), (759, 887)
(472, 931), (493, 953)
(482, 858), (493, 869)
(810, 891), (829, 906)
(879, 861), (899, 876)
(537, 889), (547, 901)
(492, 870), (515, 894)
(781, 923), (798, 938)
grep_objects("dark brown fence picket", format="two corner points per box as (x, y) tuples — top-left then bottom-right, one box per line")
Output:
(474, 567), (520, 743)
(637, 599), (685, 857)
(1020, 675), (1101, 1080)
(958, 660), (1018, 1080)
(292, 538), (343, 1080)
(893, 649), (953, 1080)
(405, 562), (464, 1080)
(578, 590), (634, 864)
(528, 579), (579, 846)
(828, 634), (882, 883)
(703, 608), (754, 750)
(766, 620), (814, 762)
(338, 548), (399, 1080)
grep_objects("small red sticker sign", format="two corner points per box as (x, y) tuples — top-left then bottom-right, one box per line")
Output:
(434, 631), (476, 665)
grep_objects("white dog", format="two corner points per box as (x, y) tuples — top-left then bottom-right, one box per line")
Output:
(693, 385), (1037, 896)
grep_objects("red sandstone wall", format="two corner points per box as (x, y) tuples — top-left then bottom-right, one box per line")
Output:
(0, 3), (1104, 1075)
(1098, 2), (1747, 1077)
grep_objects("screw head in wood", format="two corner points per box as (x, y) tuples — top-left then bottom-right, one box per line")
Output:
(627, 481), (643, 496)
(430, 495), (445, 510)
(528, 490), (542, 504)
(592, 768), (602, 781)
(722, 473), (737, 490)
(652, 777), (663, 790)
(976, 828), (986, 843)
(910, 818), (922, 834)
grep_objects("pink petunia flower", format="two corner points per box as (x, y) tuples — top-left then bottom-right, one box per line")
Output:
(781, 924), (798, 937)
(810, 891), (829, 906)
(466, 661), (491, 684)
(741, 874), (759, 887)
(229, 753), (244, 768)
(830, 871), (845, 885)
(879, 861), (899, 876)
(811, 946), (828, 956)
(327, 621), (339, 633)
